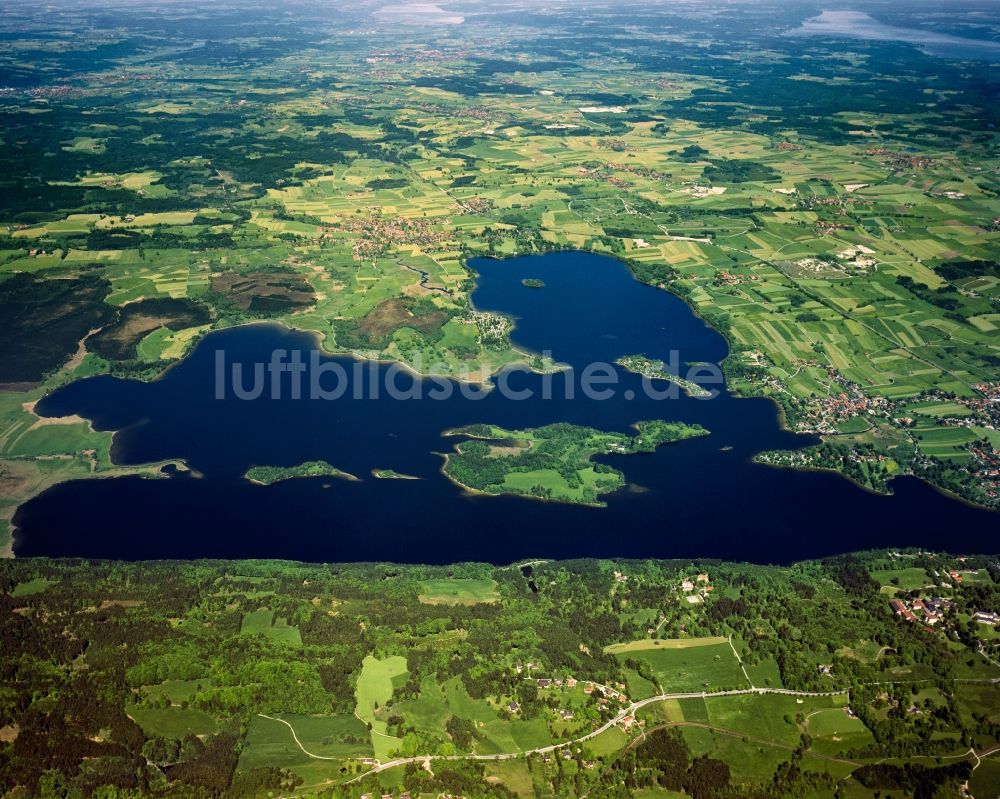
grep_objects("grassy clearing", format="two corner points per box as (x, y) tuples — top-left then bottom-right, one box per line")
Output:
(10, 577), (55, 597)
(806, 708), (876, 756)
(608, 639), (748, 694)
(970, 757), (1000, 799)
(586, 725), (629, 756)
(705, 693), (836, 748)
(239, 609), (302, 645)
(142, 679), (212, 705)
(871, 567), (932, 590)
(417, 577), (499, 605)
(393, 676), (451, 739)
(355, 655), (408, 760)
(484, 760), (535, 796)
(237, 714), (320, 775)
(127, 706), (218, 739)
(605, 637), (729, 654)
(260, 713), (371, 758)
(743, 657), (783, 688)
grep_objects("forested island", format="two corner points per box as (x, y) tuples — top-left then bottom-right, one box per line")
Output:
(615, 355), (713, 398)
(244, 461), (359, 486)
(443, 421), (708, 505)
(371, 469), (420, 480)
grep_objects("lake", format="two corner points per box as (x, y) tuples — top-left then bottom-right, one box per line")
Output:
(14, 251), (998, 563)
(786, 10), (1000, 60)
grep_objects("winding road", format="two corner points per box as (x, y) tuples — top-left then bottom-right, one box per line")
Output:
(255, 685), (851, 784)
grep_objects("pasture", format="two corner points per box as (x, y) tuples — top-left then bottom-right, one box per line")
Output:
(417, 577), (500, 605)
(126, 706), (218, 739)
(606, 638), (748, 693)
(355, 655), (408, 759)
(239, 609), (302, 645)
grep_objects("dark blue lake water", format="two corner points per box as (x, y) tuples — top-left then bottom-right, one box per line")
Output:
(14, 252), (997, 562)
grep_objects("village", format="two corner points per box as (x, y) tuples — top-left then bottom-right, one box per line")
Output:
(886, 560), (1000, 652)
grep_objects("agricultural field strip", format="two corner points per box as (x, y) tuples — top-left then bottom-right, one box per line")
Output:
(727, 634), (754, 688)
(627, 721), (860, 767)
(339, 685), (848, 781)
(255, 714), (341, 761)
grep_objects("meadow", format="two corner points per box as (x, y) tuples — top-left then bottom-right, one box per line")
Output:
(606, 637), (750, 695)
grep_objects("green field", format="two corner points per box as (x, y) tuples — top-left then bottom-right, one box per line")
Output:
(871, 567), (933, 591)
(240, 609), (302, 645)
(127, 706), (218, 739)
(605, 637), (730, 654)
(607, 638), (749, 694)
(9, 577), (55, 597)
(418, 578), (499, 605)
(355, 655), (409, 760)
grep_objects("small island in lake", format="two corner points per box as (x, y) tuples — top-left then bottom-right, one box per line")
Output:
(616, 354), (713, 398)
(372, 468), (420, 480)
(244, 461), (359, 485)
(443, 420), (708, 506)
(521, 278), (545, 288)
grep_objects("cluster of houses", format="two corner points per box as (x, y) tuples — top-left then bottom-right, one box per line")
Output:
(888, 595), (1000, 630)
(536, 676), (578, 690)
(338, 213), (452, 261)
(681, 573), (713, 603)
(889, 596), (955, 626)
(533, 675), (630, 711)
(864, 147), (934, 170)
(361, 793), (463, 799)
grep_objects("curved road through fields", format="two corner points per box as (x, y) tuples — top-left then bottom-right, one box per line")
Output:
(315, 685), (847, 783)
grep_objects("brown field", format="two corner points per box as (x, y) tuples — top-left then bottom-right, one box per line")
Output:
(211, 271), (315, 313)
(87, 298), (213, 360)
(354, 298), (448, 342)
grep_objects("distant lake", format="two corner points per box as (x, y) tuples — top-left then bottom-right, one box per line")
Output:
(15, 252), (998, 563)
(787, 10), (1000, 60)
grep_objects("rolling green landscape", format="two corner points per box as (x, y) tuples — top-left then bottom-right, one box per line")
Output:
(1, 0), (999, 795)
(4, 550), (1000, 798)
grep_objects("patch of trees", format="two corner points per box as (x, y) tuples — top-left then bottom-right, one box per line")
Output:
(707, 596), (749, 621)
(83, 228), (235, 251)
(826, 555), (878, 597)
(678, 144), (708, 161)
(165, 733), (239, 795)
(397, 760), (515, 798)
(702, 158), (781, 184)
(87, 297), (213, 361)
(614, 728), (731, 798)
(852, 762), (971, 799)
(365, 177), (409, 190)
(0, 273), (115, 382)
(445, 715), (478, 749)
(934, 259), (997, 282)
